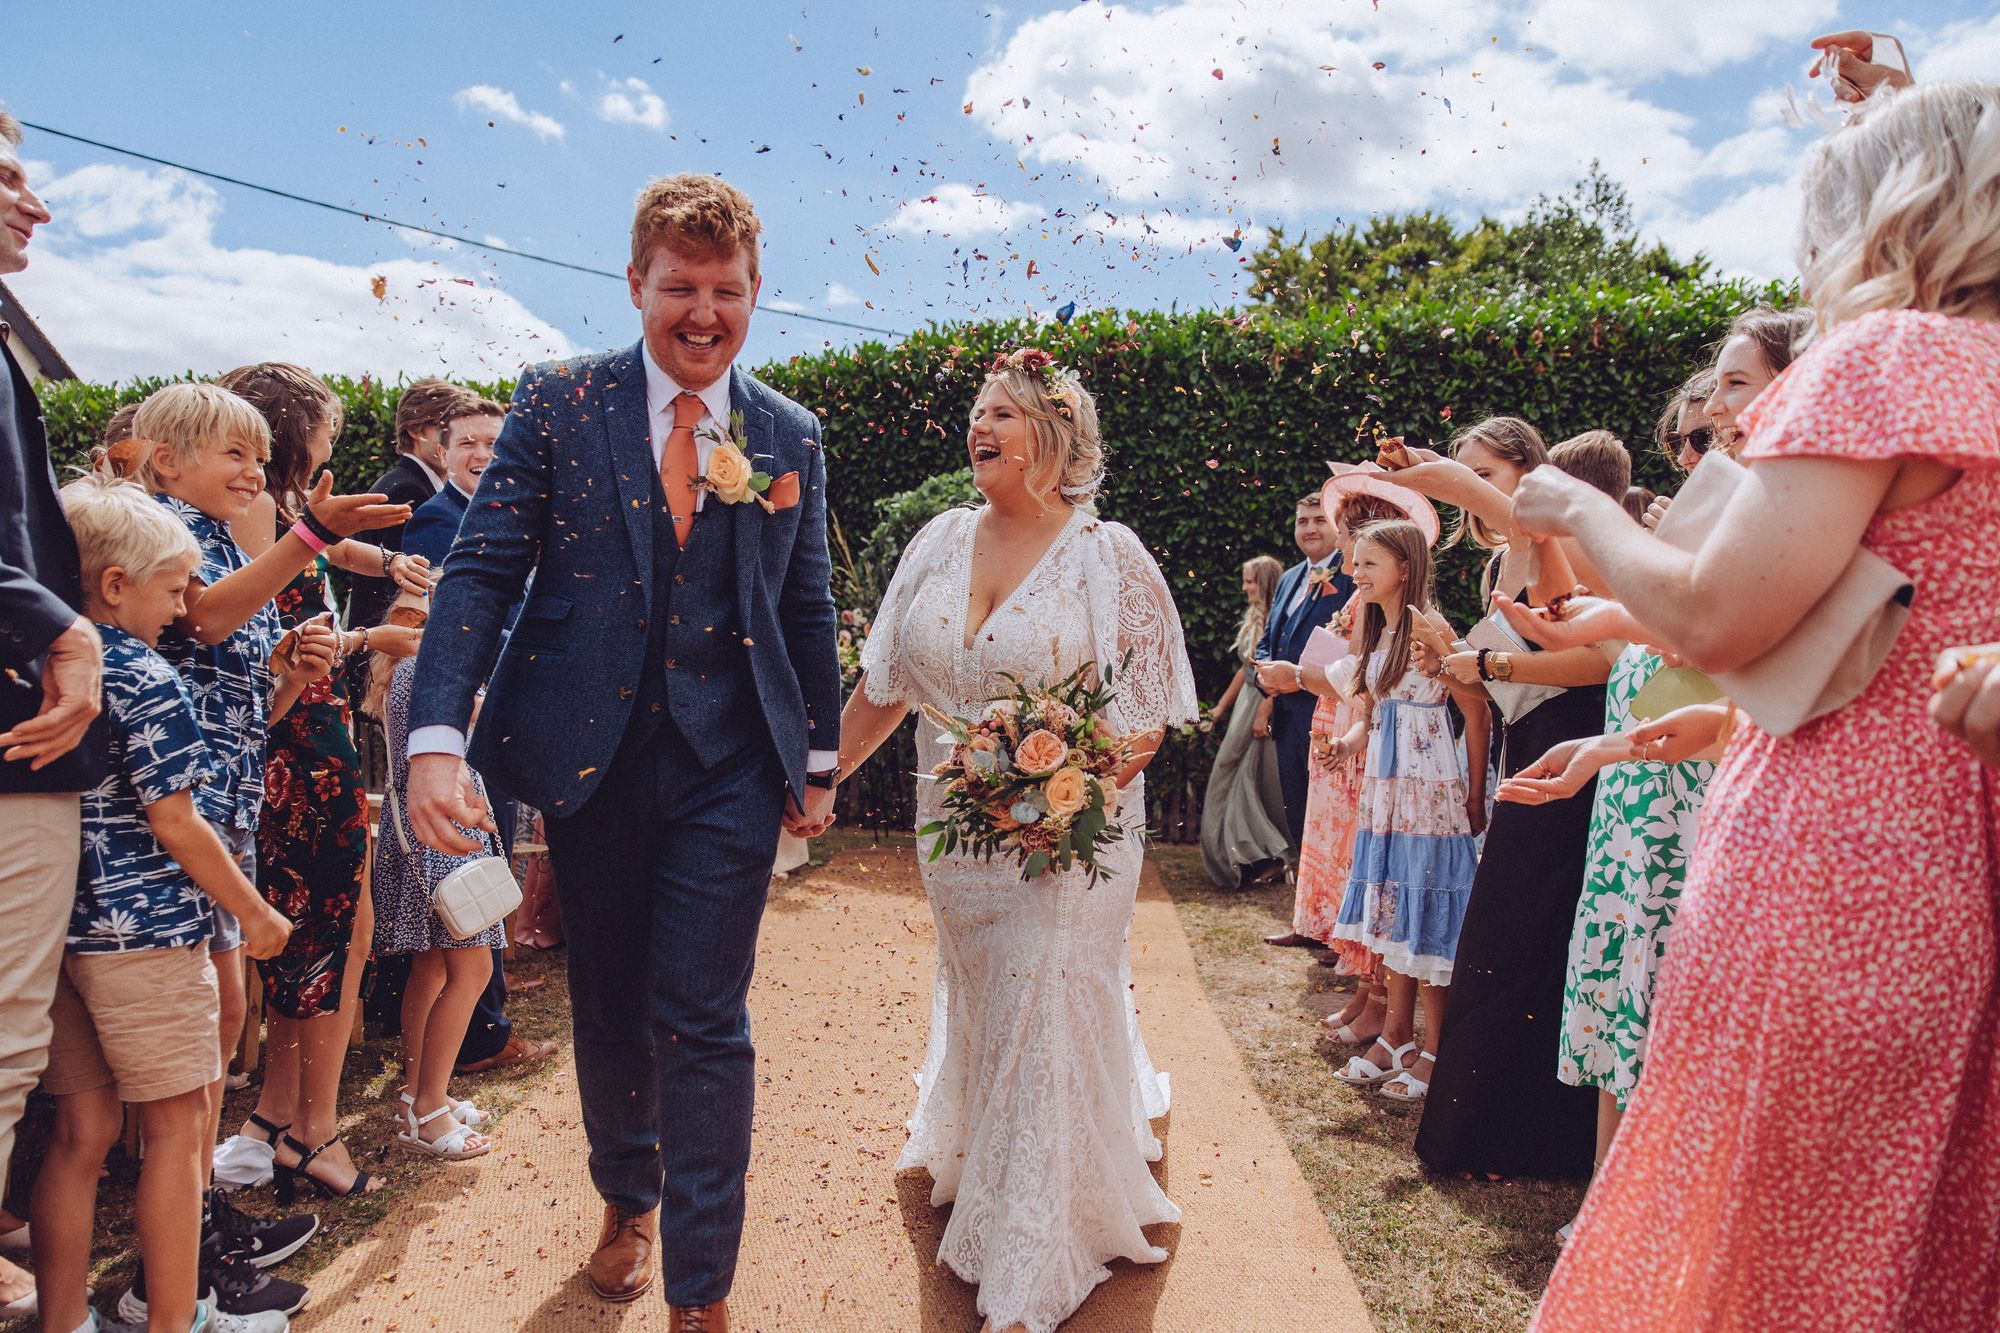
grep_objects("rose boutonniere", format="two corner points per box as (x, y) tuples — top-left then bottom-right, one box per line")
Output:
(1307, 567), (1337, 597)
(696, 411), (778, 513)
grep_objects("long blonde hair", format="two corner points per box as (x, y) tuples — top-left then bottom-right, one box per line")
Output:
(980, 348), (1104, 511)
(1233, 555), (1284, 660)
(1350, 520), (1433, 700)
(1799, 81), (2000, 328)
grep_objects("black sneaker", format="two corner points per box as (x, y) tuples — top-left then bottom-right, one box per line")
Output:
(199, 1239), (310, 1318)
(206, 1191), (319, 1269)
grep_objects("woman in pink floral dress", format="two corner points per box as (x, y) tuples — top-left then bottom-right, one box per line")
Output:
(1516, 81), (2000, 1331)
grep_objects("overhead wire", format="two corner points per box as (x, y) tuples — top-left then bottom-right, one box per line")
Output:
(20, 120), (911, 339)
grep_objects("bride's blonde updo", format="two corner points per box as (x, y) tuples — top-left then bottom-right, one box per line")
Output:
(983, 348), (1105, 510)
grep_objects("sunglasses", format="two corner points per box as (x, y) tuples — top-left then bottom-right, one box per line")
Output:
(1675, 426), (1713, 458)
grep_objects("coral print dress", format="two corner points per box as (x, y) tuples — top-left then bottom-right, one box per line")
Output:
(861, 504), (1199, 1333)
(1536, 310), (2000, 1331)
(1556, 646), (1714, 1107)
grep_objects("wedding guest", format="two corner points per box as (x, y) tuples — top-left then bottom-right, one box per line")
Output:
(345, 379), (463, 635)
(1199, 555), (1289, 890)
(368, 614), (502, 1165)
(1325, 520), (1478, 1103)
(1399, 422), (1618, 1179)
(34, 476), (297, 1333)
(1527, 81), (2000, 1330)
(400, 396), (505, 569)
(212, 362), (427, 1202)
(1251, 492), (1352, 896)
(1703, 304), (1814, 454)
(0, 103), (106, 1323)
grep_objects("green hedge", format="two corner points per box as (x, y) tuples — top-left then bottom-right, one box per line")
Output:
(39, 281), (1779, 836)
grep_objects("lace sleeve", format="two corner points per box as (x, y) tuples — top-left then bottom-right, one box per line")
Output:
(858, 509), (965, 711)
(1097, 521), (1200, 734)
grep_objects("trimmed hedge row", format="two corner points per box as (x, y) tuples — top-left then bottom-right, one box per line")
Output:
(38, 281), (1778, 837)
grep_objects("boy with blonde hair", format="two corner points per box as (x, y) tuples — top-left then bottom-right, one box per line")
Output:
(132, 381), (405, 1324)
(31, 477), (297, 1333)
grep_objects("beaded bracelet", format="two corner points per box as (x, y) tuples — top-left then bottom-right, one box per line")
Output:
(1476, 648), (1492, 682)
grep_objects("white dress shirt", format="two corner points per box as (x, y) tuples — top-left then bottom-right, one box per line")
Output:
(411, 346), (836, 777)
(1286, 554), (1335, 615)
(411, 455), (446, 493)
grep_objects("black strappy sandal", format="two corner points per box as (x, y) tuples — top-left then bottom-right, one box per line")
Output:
(246, 1112), (289, 1145)
(273, 1134), (374, 1205)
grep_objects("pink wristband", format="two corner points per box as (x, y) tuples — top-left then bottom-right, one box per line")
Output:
(288, 518), (329, 553)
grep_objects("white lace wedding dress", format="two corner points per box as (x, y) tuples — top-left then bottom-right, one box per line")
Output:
(861, 503), (1200, 1332)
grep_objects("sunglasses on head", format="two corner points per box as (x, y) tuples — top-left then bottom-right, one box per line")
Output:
(1676, 426), (1713, 457)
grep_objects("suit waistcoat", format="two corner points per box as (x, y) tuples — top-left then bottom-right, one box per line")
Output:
(626, 475), (756, 766)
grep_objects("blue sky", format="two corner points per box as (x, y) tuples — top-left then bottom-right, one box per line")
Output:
(9, 1), (1996, 382)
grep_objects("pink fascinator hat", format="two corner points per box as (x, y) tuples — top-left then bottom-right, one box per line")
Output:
(1322, 461), (1441, 547)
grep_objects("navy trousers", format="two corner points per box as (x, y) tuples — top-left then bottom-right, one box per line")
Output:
(1272, 695), (1315, 853)
(543, 726), (785, 1307)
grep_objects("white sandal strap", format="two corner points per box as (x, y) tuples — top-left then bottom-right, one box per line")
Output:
(414, 1104), (460, 1128)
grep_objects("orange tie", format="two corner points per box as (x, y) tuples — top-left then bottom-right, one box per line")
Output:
(661, 391), (704, 548)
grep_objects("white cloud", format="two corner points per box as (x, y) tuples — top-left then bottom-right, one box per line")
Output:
(1648, 175), (1802, 281)
(886, 184), (1043, 238)
(1922, 12), (2000, 81)
(1522, 0), (1837, 78)
(596, 77), (669, 131)
(452, 84), (566, 142)
(10, 162), (574, 382)
(820, 281), (861, 310)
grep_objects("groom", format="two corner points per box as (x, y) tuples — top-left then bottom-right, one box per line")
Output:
(406, 174), (840, 1330)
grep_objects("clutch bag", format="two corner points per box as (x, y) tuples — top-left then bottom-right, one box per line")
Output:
(385, 781), (522, 941)
(1463, 614), (1564, 725)
(1652, 452), (1914, 737)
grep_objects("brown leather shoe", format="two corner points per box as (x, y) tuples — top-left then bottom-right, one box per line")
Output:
(670, 1300), (727, 1332)
(455, 1034), (559, 1075)
(586, 1205), (657, 1302)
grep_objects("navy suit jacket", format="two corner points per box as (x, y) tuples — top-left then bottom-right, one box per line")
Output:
(400, 482), (469, 571)
(1255, 557), (1352, 674)
(409, 344), (841, 812)
(0, 336), (106, 793)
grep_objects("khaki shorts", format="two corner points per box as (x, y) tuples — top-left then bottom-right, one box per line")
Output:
(43, 946), (222, 1102)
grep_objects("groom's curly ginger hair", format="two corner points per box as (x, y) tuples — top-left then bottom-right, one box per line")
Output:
(631, 174), (763, 280)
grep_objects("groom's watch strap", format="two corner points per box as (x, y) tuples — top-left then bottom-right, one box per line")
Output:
(804, 769), (838, 790)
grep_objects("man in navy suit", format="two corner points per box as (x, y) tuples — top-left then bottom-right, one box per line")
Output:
(0, 110), (106, 1311)
(406, 175), (838, 1331)
(1250, 492), (1350, 915)
(399, 395), (501, 570)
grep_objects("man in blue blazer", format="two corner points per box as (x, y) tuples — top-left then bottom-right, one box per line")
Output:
(406, 175), (839, 1329)
(1251, 492), (1350, 887)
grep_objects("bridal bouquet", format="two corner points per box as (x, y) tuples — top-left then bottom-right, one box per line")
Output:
(918, 660), (1137, 885)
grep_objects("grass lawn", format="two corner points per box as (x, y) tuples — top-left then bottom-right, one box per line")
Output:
(1149, 843), (1584, 1333)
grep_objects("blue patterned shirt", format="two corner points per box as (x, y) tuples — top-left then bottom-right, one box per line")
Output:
(153, 495), (278, 834)
(72, 626), (223, 952)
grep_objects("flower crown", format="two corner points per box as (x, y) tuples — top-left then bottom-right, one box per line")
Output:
(987, 347), (1077, 421)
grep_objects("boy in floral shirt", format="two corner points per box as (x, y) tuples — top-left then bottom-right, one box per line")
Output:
(32, 477), (296, 1333)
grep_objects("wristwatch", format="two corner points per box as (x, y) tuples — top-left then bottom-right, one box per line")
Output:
(804, 769), (839, 790)
(1491, 651), (1515, 682)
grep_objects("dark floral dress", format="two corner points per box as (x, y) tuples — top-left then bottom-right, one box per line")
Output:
(255, 558), (369, 1018)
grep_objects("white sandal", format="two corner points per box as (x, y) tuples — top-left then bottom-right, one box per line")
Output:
(399, 1090), (491, 1129)
(1379, 1050), (1436, 1102)
(396, 1103), (494, 1160)
(1334, 1038), (1415, 1086)
(1319, 995), (1386, 1044)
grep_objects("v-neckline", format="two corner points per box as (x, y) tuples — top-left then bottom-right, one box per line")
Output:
(960, 505), (1083, 651)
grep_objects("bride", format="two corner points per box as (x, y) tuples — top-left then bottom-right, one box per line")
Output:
(828, 348), (1199, 1332)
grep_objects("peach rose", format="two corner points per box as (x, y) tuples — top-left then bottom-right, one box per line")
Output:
(966, 732), (1000, 754)
(1013, 728), (1068, 776)
(1043, 766), (1089, 817)
(704, 440), (756, 504)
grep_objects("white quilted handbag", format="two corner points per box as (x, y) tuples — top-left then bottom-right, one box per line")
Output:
(386, 781), (521, 941)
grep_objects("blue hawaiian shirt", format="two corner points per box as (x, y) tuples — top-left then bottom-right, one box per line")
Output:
(153, 495), (279, 835)
(72, 626), (224, 952)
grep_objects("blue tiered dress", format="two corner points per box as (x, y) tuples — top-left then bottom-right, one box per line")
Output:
(1330, 650), (1478, 985)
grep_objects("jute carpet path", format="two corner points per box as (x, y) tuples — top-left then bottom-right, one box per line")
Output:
(297, 847), (1373, 1331)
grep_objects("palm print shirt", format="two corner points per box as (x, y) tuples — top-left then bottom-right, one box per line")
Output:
(71, 626), (223, 952)
(153, 495), (279, 834)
